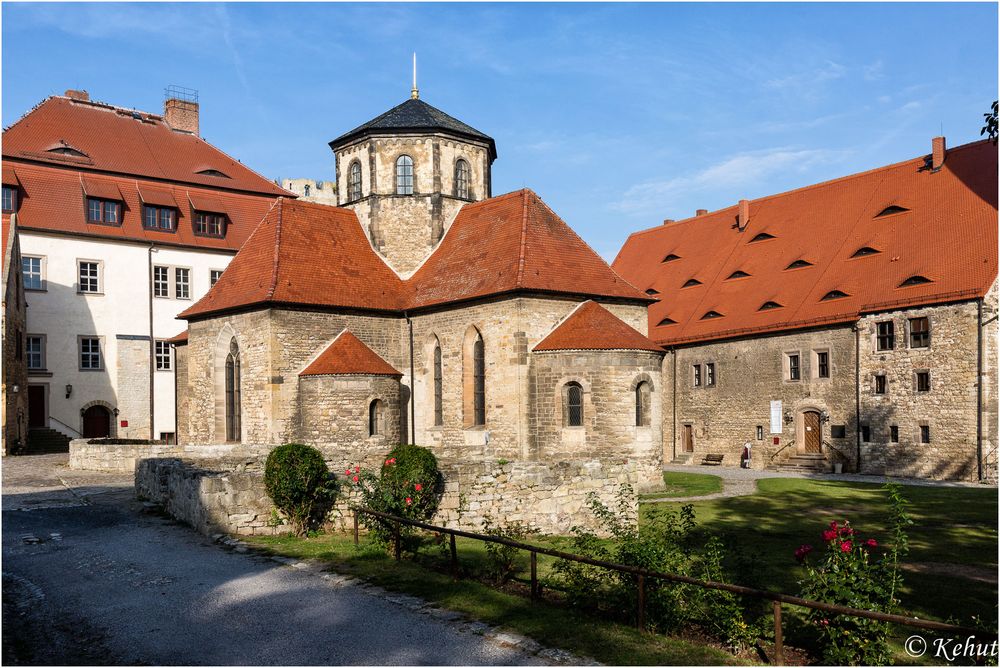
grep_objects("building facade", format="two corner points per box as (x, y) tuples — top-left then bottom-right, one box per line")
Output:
(3, 215), (28, 454)
(1, 90), (291, 449)
(280, 178), (338, 206)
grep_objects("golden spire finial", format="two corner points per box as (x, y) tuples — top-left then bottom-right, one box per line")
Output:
(411, 52), (419, 100)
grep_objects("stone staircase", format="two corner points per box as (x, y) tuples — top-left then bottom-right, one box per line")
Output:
(670, 453), (693, 465)
(768, 452), (830, 474)
(26, 427), (71, 455)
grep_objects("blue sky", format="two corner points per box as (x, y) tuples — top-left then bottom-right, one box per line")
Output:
(3, 2), (996, 260)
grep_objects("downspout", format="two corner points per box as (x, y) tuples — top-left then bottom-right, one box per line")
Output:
(406, 311), (416, 445)
(173, 343), (179, 445)
(148, 244), (156, 440)
(671, 348), (677, 461)
(854, 323), (861, 473)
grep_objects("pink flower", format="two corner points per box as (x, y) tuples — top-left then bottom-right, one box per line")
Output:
(819, 618), (830, 627)
(865, 538), (878, 549)
(345, 469), (352, 476)
(840, 540), (853, 553)
(794, 544), (814, 563)
(405, 497), (412, 505)
(352, 475), (359, 483)
(414, 483), (422, 491)
(384, 459), (391, 466)
(354, 466), (360, 473)
(822, 529), (837, 542)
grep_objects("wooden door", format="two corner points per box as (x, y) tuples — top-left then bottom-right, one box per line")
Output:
(27, 386), (45, 428)
(804, 411), (821, 453)
(82, 406), (110, 438)
(683, 424), (694, 453)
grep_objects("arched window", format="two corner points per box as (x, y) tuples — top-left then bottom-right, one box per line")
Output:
(565, 382), (583, 427)
(635, 381), (651, 427)
(433, 342), (443, 426)
(395, 155), (414, 195)
(473, 335), (485, 426)
(348, 160), (362, 201)
(368, 399), (383, 437)
(463, 328), (486, 428)
(225, 338), (241, 442)
(455, 159), (470, 199)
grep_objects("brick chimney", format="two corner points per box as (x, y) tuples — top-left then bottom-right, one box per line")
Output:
(931, 136), (946, 171)
(737, 199), (751, 231)
(662, 218), (675, 225)
(164, 90), (199, 136)
(64, 89), (89, 102)
(696, 209), (708, 217)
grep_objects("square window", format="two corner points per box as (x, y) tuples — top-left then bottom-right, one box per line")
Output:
(80, 337), (102, 370)
(143, 205), (176, 231)
(194, 211), (226, 237)
(2, 186), (17, 213)
(831, 425), (847, 439)
(787, 353), (800, 381)
(159, 432), (176, 444)
(86, 198), (120, 225)
(175, 268), (190, 300)
(210, 269), (223, 287)
(874, 374), (887, 395)
(692, 364), (702, 387)
(22, 256), (43, 290)
(920, 425), (930, 443)
(153, 266), (169, 298)
(78, 261), (101, 293)
(915, 371), (930, 393)
(909, 317), (930, 348)
(706, 362), (716, 387)
(26, 335), (44, 370)
(890, 425), (899, 443)
(155, 340), (172, 371)
(876, 321), (895, 351)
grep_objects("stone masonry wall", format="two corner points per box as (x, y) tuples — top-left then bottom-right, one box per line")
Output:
(115, 336), (151, 438)
(174, 343), (189, 445)
(984, 281), (998, 481)
(297, 375), (401, 451)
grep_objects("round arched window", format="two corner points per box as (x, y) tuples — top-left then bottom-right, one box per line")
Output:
(395, 155), (414, 195)
(348, 160), (363, 201)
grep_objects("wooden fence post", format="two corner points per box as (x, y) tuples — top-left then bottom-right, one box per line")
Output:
(394, 521), (401, 561)
(530, 551), (539, 600)
(449, 534), (459, 578)
(352, 510), (359, 545)
(773, 600), (784, 665)
(637, 574), (646, 632)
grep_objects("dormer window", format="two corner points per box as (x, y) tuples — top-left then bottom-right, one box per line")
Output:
(786, 259), (813, 270)
(194, 211), (226, 238)
(682, 278), (702, 288)
(86, 198), (121, 225)
(662, 253), (681, 263)
(876, 205), (909, 217)
(656, 317), (677, 326)
(701, 310), (723, 320)
(348, 160), (363, 201)
(2, 186), (17, 213)
(645, 288), (660, 296)
(851, 246), (880, 258)
(750, 232), (775, 242)
(455, 159), (471, 199)
(196, 168), (230, 179)
(821, 290), (850, 301)
(759, 301), (783, 311)
(899, 275), (932, 287)
(46, 141), (88, 158)
(396, 155), (414, 195)
(726, 270), (750, 280)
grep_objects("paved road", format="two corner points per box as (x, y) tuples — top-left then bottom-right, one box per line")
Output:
(2, 455), (544, 666)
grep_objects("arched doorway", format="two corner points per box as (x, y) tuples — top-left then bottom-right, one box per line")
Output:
(802, 410), (822, 453)
(82, 405), (111, 438)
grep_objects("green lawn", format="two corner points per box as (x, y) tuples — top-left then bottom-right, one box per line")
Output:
(639, 471), (725, 499)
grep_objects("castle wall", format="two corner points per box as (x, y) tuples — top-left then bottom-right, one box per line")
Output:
(297, 375), (401, 450)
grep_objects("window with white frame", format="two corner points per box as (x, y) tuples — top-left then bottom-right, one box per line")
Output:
(78, 261), (101, 293)
(22, 256), (44, 290)
(210, 269), (223, 287)
(80, 337), (102, 370)
(786, 353), (801, 381)
(26, 335), (44, 370)
(705, 362), (716, 387)
(175, 267), (190, 300)
(155, 340), (172, 371)
(153, 266), (169, 297)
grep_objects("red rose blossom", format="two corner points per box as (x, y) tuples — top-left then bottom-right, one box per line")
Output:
(822, 529), (837, 542)
(345, 469), (352, 476)
(414, 484), (422, 491)
(830, 521), (838, 530)
(405, 497), (412, 505)
(352, 475), (359, 483)
(865, 538), (878, 548)
(840, 540), (852, 553)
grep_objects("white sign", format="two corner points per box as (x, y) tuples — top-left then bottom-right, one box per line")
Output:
(770, 400), (783, 434)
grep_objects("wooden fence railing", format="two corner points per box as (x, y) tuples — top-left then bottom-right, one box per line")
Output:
(353, 507), (996, 665)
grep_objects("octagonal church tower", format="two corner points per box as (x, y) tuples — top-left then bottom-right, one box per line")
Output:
(329, 91), (497, 274)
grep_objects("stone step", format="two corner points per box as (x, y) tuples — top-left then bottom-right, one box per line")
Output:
(26, 428), (71, 454)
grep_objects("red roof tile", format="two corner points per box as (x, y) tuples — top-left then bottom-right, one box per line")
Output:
(166, 330), (189, 345)
(3, 96), (289, 196)
(613, 140), (998, 346)
(534, 300), (664, 352)
(181, 190), (648, 320)
(299, 330), (402, 377)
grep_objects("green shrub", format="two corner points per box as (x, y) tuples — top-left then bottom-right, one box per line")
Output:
(481, 516), (539, 584)
(263, 443), (338, 537)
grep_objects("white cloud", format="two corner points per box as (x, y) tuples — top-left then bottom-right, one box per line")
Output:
(863, 60), (885, 81)
(764, 60), (846, 90)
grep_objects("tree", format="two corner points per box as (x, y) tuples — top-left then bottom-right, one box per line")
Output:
(983, 100), (998, 145)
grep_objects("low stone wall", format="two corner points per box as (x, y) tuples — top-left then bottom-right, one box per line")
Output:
(134, 451), (640, 537)
(69, 439), (270, 473)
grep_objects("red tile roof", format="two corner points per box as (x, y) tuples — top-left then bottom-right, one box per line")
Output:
(181, 190), (649, 320)
(613, 140), (998, 347)
(299, 330), (402, 377)
(3, 96), (289, 196)
(166, 330), (189, 345)
(534, 300), (664, 352)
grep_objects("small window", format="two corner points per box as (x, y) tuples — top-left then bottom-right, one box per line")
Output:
(155, 340), (172, 371)
(861, 424), (871, 442)
(831, 425), (847, 439)
(143, 205), (176, 231)
(175, 268), (190, 300)
(194, 211), (226, 237)
(2, 186), (17, 213)
(80, 337), (102, 370)
(433, 343), (443, 427)
(889, 425), (899, 443)
(787, 353), (800, 381)
(86, 198), (121, 224)
(909, 317), (930, 348)
(759, 301), (783, 311)
(304, 184), (311, 196)
(455, 159), (471, 199)
(821, 290), (849, 301)
(899, 275), (932, 287)
(786, 259), (813, 270)
(705, 362), (716, 386)
(662, 253), (681, 263)
(876, 321), (895, 351)
(750, 232), (775, 242)
(348, 160), (363, 201)
(656, 317), (677, 326)
(78, 261), (101, 293)
(756, 425), (764, 440)
(682, 278), (702, 288)
(915, 371), (930, 392)
(22, 256), (44, 291)
(692, 364), (702, 387)
(26, 335), (44, 370)
(635, 381), (651, 427)
(816, 351), (830, 378)
(396, 155), (414, 195)
(565, 382), (583, 427)
(919, 424), (930, 443)
(700, 310), (723, 320)
(876, 205), (909, 217)
(851, 246), (880, 258)
(368, 400), (383, 437)
(153, 266), (170, 298)
(874, 374), (887, 395)
(196, 168), (230, 178)
(726, 270), (750, 280)
(48, 144), (87, 158)
(159, 432), (176, 444)
(210, 269), (224, 287)
(645, 288), (660, 296)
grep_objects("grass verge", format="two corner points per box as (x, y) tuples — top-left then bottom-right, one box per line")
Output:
(639, 471), (726, 499)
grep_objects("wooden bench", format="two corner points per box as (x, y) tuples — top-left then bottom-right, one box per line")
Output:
(701, 454), (725, 466)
